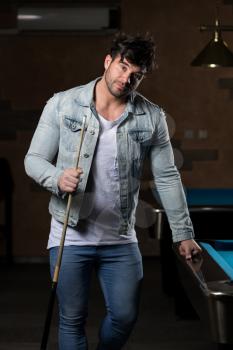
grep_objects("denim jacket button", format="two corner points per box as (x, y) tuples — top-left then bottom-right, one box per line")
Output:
(84, 153), (89, 158)
(71, 123), (76, 130)
(90, 130), (95, 135)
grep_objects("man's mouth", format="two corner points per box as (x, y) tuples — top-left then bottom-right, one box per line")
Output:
(115, 83), (125, 91)
(115, 82), (131, 92)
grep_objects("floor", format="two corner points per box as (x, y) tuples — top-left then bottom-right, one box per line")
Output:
(0, 258), (219, 350)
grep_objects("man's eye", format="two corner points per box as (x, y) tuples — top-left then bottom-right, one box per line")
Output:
(121, 65), (127, 72)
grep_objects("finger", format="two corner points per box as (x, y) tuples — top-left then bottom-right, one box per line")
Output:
(65, 178), (80, 190)
(65, 176), (79, 185)
(180, 246), (192, 260)
(63, 181), (79, 192)
(68, 168), (83, 177)
(180, 249), (191, 260)
(76, 167), (83, 174)
(64, 185), (76, 193)
(178, 244), (185, 256)
(185, 252), (192, 260)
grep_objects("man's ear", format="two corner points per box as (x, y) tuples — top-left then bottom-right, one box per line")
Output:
(104, 54), (113, 70)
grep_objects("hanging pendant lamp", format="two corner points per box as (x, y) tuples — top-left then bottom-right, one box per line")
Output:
(191, 19), (233, 68)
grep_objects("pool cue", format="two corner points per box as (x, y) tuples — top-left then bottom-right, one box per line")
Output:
(40, 115), (87, 350)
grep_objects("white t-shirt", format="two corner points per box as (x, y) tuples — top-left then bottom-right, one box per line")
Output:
(47, 113), (137, 248)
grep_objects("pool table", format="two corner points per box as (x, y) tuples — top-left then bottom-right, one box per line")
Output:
(156, 189), (233, 304)
(173, 240), (233, 347)
(158, 205), (233, 296)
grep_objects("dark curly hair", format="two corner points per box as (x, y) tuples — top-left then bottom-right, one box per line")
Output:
(109, 32), (156, 73)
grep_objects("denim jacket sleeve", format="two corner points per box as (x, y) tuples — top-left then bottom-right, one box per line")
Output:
(149, 109), (194, 243)
(24, 93), (64, 196)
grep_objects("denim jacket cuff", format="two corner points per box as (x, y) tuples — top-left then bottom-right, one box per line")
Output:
(172, 230), (195, 243)
(52, 169), (67, 198)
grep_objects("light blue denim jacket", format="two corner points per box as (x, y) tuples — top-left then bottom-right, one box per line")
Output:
(24, 78), (194, 243)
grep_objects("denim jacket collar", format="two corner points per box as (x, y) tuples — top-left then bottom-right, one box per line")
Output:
(74, 77), (145, 116)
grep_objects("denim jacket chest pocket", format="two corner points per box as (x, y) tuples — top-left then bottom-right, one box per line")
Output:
(128, 129), (153, 147)
(61, 115), (83, 152)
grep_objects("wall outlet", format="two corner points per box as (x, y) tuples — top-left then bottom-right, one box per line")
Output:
(184, 129), (194, 139)
(198, 129), (208, 139)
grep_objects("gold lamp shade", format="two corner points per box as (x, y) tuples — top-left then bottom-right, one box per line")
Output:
(191, 20), (233, 67)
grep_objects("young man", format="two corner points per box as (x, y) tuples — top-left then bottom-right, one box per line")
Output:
(25, 33), (201, 350)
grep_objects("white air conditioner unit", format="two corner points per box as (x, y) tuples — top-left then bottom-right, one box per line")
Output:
(17, 5), (120, 32)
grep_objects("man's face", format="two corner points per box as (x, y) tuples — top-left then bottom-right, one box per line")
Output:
(103, 54), (146, 98)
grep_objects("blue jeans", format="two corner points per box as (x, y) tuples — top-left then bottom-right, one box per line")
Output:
(49, 243), (143, 350)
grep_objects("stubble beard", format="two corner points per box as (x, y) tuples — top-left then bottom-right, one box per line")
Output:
(104, 71), (130, 99)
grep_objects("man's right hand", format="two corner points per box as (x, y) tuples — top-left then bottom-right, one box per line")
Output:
(58, 167), (83, 193)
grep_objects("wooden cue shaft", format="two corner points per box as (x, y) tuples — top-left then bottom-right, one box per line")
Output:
(40, 116), (87, 350)
(52, 115), (87, 283)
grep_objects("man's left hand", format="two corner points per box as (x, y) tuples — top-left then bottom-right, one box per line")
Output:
(178, 239), (202, 260)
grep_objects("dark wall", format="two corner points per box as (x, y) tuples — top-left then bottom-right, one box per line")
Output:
(0, 0), (233, 257)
